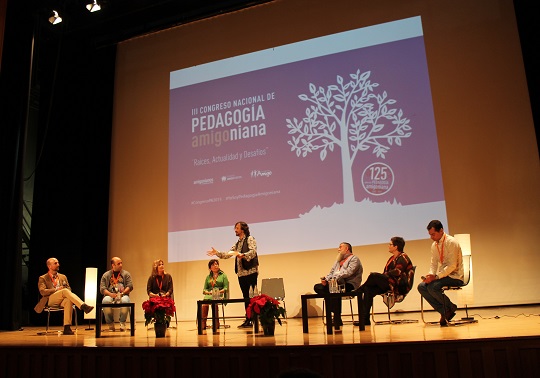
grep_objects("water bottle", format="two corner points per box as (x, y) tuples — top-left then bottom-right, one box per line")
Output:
(212, 287), (219, 300)
(115, 284), (124, 303)
(330, 278), (337, 293)
(249, 285), (254, 298)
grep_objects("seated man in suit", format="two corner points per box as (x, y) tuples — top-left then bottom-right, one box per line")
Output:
(34, 257), (94, 335)
(313, 242), (363, 331)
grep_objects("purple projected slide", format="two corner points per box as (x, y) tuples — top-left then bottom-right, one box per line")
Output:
(169, 16), (447, 262)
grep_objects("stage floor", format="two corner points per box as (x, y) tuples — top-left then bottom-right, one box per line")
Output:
(1, 305), (539, 348)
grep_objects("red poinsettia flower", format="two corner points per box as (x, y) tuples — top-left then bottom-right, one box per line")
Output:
(246, 294), (286, 326)
(142, 296), (176, 326)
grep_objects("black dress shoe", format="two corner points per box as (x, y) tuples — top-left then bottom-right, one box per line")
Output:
(237, 320), (253, 328)
(81, 303), (94, 314)
(353, 319), (371, 326)
(439, 312), (455, 326)
(63, 325), (75, 335)
(352, 286), (365, 294)
(445, 311), (456, 322)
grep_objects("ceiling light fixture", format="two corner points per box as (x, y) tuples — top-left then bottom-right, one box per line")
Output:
(48, 10), (63, 25)
(86, 1), (102, 12)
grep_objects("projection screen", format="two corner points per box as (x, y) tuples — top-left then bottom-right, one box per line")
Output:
(168, 16), (447, 262)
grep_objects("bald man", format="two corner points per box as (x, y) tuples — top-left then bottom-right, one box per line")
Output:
(99, 257), (133, 331)
(34, 257), (94, 335)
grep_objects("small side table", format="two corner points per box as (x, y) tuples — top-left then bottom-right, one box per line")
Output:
(96, 302), (135, 337)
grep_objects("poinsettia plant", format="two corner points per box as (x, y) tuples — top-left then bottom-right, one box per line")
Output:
(246, 293), (286, 326)
(142, 296), (176, 326)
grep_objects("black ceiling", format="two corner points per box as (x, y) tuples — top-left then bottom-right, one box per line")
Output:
(29, 1), (538, 141)
(38, 0), (273, 47)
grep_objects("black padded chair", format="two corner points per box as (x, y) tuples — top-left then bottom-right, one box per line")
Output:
(261, 278), (287, 319)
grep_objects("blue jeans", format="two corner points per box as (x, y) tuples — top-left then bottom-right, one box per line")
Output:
(102, 295), (131, 323)
(417, 277), (463, 316)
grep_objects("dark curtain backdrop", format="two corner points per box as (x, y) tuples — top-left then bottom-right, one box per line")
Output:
(1, 0), (114, 330)
(25, 26), (115, 327)
(0, 0), (32, 331)
(513, 0), (539, 151)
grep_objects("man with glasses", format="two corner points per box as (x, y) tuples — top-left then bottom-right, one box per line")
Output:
(353, 237), (413, 326)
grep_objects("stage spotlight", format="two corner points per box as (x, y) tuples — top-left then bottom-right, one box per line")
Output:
(48, 10), (62, 25)
(86, 0), (102, 12)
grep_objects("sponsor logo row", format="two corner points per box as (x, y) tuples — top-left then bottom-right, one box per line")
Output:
(194, 169), (272, 185)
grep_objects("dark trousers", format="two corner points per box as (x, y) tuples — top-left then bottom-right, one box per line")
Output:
(361, 273), (391, 319)
(313, 282), (354, 320)
(238, 272), (258, 319)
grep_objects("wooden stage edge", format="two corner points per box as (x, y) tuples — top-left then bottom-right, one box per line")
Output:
(1, 305), (539, 377)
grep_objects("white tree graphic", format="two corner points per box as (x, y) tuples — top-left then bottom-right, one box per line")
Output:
(286, 69), (412, 204)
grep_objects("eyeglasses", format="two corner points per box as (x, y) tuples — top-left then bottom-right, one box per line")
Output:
(388, 243), (394, 246)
